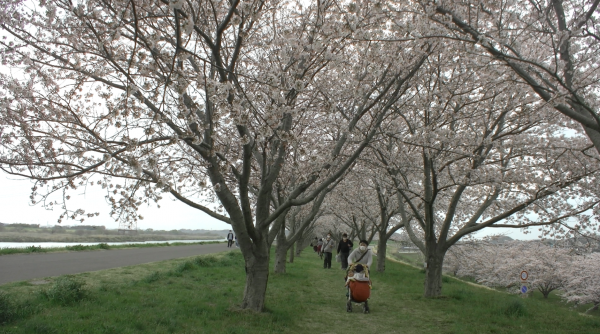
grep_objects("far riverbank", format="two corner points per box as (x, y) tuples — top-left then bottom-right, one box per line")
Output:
(0, 225), (225, 243)
(0, 240), (226, 256)
(0, 232), (221, 243)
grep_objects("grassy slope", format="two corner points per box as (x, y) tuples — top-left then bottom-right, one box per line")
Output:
(0, 249), (598, 334)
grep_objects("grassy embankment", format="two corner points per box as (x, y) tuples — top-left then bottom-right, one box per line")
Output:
(0, 241), (225, 256)
(0, 248), (598, 333)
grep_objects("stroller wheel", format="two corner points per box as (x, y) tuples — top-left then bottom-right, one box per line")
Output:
(346, 300), (352, 312)
(362, 301), (370, 314)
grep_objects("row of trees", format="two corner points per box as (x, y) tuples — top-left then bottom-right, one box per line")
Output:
(445, 241), (600, 313)
(1, 0), (599, 311)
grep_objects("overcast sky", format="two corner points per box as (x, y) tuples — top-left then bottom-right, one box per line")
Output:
(0, 172), (230, 231)
(0, 171), (543, 239)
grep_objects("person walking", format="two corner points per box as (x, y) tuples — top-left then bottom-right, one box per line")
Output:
(226, 230), (234, 248)
(234, 235), (239, 248)
(317, 238), (324, 258)
(337, 233), (353, 270)
(322, 234), (336, 269)
(311, 237), (319, 253)
(348, 240), (373, 268)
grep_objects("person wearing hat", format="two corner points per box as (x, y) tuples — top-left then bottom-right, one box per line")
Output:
(348, 239), (372, 268)
(337, 233), (353, 270)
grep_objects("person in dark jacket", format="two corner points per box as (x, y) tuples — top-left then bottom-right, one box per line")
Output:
(226, 230), (234, 248)
(337, 233), (354, 270)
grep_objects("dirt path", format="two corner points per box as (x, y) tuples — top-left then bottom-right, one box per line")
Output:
(0, 243), (231, 285)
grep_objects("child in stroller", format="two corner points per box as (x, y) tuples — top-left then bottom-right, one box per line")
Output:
(345, 263), (371, 313)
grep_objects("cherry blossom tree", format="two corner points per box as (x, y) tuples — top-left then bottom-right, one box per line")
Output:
(560, 252), (600, 313)
(287, 209), (319, 261)
(0, 0), (430, 310)
(371, 42), (600, 297)
(328, 176), (379, 244)
(273, 190), (328, 273)
(330, 160), (411, 272)
(447, 241), (572, 298)
(424, 1), (600, 154)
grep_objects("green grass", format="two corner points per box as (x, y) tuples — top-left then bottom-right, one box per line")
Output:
(0, 249), (598, 333)
(0, 241), (224, 256)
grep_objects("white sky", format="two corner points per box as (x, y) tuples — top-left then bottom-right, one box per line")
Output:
(0, 171), (230, 231)
(0, 171), (542, 239)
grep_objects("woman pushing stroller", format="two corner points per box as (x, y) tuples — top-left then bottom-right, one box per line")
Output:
(345, 240), (373, 313)
(348, 240), (373, 268)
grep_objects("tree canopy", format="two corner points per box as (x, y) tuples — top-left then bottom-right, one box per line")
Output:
(1, 0), (599, 309)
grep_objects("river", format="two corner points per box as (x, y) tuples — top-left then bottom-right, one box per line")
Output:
(0, 239), (226, 249)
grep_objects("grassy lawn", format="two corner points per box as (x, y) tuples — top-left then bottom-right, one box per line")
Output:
(1, 248), (598, 333)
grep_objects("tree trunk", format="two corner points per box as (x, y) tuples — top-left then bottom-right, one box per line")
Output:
(241, 249), (270, 311)
(273, 240), (288, 274)
(376, 231), (387, 272)
(424, 247), (445, 298)
(295, 239), (302, 256)
(541, 289), (550, 299)
(289, 241), (295, 263)
(273, 220), (288, 274)
(585, 302), (599, 314)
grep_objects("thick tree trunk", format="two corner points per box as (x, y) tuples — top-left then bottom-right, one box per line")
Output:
(424, 245), (445, 298)
(376, 232), (387, 272)
(273, 240), (288, 274)
(241, 251), (270, 311)
(289, 241), (295, 263)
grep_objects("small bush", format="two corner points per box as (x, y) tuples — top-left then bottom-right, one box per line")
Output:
(98, 243), (110, 250)
(23, 320), (58, 334)
(175, 261), (195, 273)
(65, 244), (86, 251)
(0, 291), (14, 324)
(194, 256), (218, 267)
(26, 245), (45, 253)
(218, 252), (243, 267)
(40, 276), (88, 305)
(143, 271), (161, 283)
(442, 276), (451, 284)
(448, 288), (473, 301)
(503, 299), (527, 317)
(0, 292), (37, 324)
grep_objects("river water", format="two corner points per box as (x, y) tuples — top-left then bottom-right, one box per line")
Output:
(0, 239), (226, 249)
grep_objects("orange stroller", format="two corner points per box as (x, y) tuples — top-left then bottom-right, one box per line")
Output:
(345, 263), (371, 313)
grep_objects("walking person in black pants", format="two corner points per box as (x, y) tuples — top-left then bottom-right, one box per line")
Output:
(322, 234), (335, 269)
(226, 230), (234, 248)
(337, 233), (353, 270)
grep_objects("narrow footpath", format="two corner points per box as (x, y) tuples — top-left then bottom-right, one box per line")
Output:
(0, 243), (230, 285)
